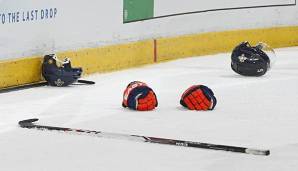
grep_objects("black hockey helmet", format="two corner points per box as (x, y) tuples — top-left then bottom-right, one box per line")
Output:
(42, 54), (82, 86)
(231, 41), (275, 76)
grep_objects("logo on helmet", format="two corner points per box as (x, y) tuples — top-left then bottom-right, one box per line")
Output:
(54, 79), (65, 87)
(238, 54), (247, 63)
(257, 69), (264, 73)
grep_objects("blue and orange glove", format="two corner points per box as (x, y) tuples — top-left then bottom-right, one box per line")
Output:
(180, 85), (217, 111)
(122, 81), (158, 111)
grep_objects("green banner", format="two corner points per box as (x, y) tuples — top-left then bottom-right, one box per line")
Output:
(123, 0), (154, 23)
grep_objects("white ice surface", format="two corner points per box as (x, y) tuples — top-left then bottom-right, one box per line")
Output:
(1, 47), (298, 171)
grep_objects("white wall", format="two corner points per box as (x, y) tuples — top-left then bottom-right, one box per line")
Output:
(0, 0), (298, 60)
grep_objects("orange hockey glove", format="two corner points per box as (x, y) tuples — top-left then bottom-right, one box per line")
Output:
(180, 85), (217, 111)
(122, 81), (158, 111)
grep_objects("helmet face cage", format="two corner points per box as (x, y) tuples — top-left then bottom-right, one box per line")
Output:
(231, 41), (275, 76)
(255, 42), (276, 69)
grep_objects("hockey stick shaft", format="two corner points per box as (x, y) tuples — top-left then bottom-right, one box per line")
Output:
(19, 119), (269, 156)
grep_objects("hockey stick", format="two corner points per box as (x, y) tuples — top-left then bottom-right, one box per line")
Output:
(77, 80), (95, 85)
(19, 118), (270, 156)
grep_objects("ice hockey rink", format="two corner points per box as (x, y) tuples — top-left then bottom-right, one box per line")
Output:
(0, 47), (298, 171)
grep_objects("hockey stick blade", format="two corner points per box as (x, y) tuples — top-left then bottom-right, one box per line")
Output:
(18, 118), (270, 156)
(19, 118), (39, 128)
(77, 80), (95, 84)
